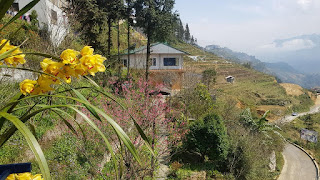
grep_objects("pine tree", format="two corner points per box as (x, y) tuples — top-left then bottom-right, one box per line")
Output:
(191, 35), (195, 44)
(176, 18), (184, 41)
(134, 0), (177, 82)
(185, 23), (191, 43)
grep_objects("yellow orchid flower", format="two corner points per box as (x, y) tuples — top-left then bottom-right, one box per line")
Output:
(5, 173), (43, 180)
(5, 174), (15, 180)
(60, 49), (80, 65)
(20, 79), (37, 95)
(0, 39), (26, 67)
(32, 174), (44, 180)
(40, 58), (64, 77)
(58, 65), (76, 83)
(32, 75), (55, 94)
(16, 172), (32, 179)
(79, 54), (106, 76)
(80, 46), (94, 56)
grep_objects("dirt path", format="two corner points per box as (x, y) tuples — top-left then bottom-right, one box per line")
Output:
(278, 144), (317, 180)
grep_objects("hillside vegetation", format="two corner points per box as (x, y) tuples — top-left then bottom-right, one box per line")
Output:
(173, 42), (315, 121)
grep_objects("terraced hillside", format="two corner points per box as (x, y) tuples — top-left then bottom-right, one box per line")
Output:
(173, 42), (315, 121)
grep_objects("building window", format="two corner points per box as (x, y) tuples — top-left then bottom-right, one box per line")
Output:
(51, 9), (57, 25)
(164, 58), (178, 66)
(151, 58), (156, 66)
(123, 59), (128, 67)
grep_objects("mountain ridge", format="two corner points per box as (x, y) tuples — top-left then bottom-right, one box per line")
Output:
(204, 44), (320, 89)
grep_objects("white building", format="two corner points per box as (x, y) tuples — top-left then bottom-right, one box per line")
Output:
(13, 0), (68, 46)
(122, 43), (188, 70)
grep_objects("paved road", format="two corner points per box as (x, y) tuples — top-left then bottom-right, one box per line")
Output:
(278, 144), (317, 180)
(277, 96), (320, 124)
(277, 96), (320, 179)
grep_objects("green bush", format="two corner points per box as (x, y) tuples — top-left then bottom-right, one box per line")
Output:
(182, 114), (230, 170)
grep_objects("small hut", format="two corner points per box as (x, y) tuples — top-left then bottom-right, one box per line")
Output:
(226, 76), (235, 83)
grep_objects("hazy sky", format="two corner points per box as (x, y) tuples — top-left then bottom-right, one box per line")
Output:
(174, 0), (320, 55)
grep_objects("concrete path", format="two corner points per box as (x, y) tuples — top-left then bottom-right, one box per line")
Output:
(278, 144), (317, 180)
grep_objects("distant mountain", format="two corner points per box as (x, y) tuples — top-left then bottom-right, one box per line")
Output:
(205, 44), (320, 89)
(257, 34), (320, 74)
(205, 45), (266, 72)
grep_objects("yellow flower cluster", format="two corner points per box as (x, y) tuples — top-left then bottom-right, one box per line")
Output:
(19, 46), (106, 95)
(0, 39), (26, 66)
(6, 173), (43, 180)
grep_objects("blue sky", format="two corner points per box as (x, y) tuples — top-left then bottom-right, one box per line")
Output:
(174, 0), (320, 56)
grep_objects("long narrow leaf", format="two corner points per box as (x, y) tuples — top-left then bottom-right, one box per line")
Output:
(92, 88), (154, 156)
(0, 46), (19, 60)
(0, 0), (14, 20)
(72, 89), (101, 121)
(21, 52), (60, 61)
(69, 107), (120, 178)
(0, 93), (23, 132)
(0, 112), (51, 180)
(50, 108), (86, 139)
(2, 94), (142, 163)
(52, 110), (78, 136)
(84, 77), (154, 155)
(0, 26), (23, 51)
(0, 0), (40, 31)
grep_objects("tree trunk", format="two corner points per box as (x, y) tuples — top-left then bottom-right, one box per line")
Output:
(127, 0), (131, 79)
(146, 35), (151, 82)
(117, 20), (121, 77)
(107, 18), (112, 59)
(127, 19), (130, 78)
(151, 117), (156, 177)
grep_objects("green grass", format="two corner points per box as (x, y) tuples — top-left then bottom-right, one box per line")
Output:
(173, 42), (314, 118)
(281, 113), (320, 163)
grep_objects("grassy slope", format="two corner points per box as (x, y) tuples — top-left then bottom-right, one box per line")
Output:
(173, 42), (314, 121)
(282, 113), (320, 163)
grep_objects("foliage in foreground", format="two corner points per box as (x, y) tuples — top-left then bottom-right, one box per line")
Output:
(0, 1), (153, 179)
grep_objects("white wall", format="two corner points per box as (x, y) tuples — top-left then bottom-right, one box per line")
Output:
(15, 0), (68, 46)
(122, 53), (183, 70)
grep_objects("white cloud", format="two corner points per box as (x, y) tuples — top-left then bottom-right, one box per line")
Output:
(258, 39), (316, 52)
(297, 0), (313, 9)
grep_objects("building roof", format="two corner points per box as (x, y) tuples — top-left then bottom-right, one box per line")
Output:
(123, 42), (190, 55)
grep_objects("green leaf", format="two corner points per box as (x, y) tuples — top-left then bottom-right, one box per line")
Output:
(0, 0), (40, 31)
(0, 26), (23, 52)
(50, 108), (86, 139)
(22, 52), (60, 61)
(0, 0), (14, 20)
(84, 78), (153, 153)
(52, 110), (78, 136)
(0, 112), (51, 180)
(92, 88), (155, 156)
(69, 107), (120, 178)
(2, 94), (142, 164)
(0, 46), (19, 60)
(29, 122), (37, 138)
(0, 93), (23, 132)
(72, 89), (102, 121)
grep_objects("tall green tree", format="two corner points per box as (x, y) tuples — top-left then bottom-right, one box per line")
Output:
(105, 0), (125, 59)
(178, 18), (185, 41)
(125, 0), (135, 77)
(134, 0), (177, 81)
(202, 68), (216, 90)
(66, 0), (108, 53)
(185, 23), (190, 43)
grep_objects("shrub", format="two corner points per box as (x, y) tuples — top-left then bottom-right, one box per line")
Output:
(181, 114), (230, 170)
